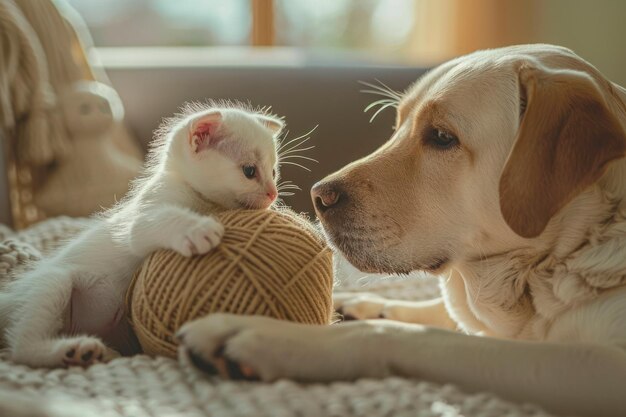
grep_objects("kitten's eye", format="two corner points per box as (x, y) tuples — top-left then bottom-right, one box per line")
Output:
(272, 169), (276, 179)
(242, 165), (256, 179)
(427, 128), (459, 150)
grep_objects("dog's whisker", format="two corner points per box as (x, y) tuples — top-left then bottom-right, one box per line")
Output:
(371, 78), (403, 99)
(360, 89), (398, 99)
(359, 80), (403, 101)
(364, 98), (398, 113)
(373, 78), (404, 99)
(368, 102), (398, 123)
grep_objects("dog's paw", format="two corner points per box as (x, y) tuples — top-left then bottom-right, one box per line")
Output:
(334, 292), (389, 320)
(58, 336), (118, 367)
(177, 314), (387, 382)
(177, 314), (326, 382)
(177, 314), (264, 380)
(171, 217), (224, 257)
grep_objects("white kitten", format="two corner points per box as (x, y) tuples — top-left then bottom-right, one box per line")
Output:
(0, 102), (284, 367)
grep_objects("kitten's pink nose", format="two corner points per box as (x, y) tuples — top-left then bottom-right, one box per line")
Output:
(267, 186), (278, 202)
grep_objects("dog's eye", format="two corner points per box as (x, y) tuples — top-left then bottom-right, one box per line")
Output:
(242, 165), (256, 179)
(427, 129), (459, 149)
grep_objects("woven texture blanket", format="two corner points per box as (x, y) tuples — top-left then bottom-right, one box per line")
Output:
(0, 217), (557, 417)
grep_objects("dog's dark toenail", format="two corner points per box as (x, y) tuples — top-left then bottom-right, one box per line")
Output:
(224, 358), (247, 380)
(214, 345), (226, 358)
(66, 348), (76, 358)
(81, 351), (93, 362)
(188, 350), (218, 375)
(378, 313), (386, 319)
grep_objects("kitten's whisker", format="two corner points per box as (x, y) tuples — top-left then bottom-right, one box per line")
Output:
(279, 145), (315, 157)
(281, 155), (319, 163)
(277, 135), (299, 153)
(280, 161), (312, 171)
(278, 185), (301, 191)
(278, 192), (295, 197)
(277, 180), (301, 191)
(277, 126), (318, 153)
(278, 136), (312, 155)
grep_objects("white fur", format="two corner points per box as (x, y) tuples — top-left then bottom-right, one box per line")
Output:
(0, 104), (282, 367)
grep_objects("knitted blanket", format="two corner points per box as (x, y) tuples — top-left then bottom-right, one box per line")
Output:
(0, 217), (556, 417)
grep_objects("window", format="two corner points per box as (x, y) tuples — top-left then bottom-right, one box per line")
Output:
(275, 0), (416, 59)
(65, 0), (423, 64)
(65, 0), (251, 47)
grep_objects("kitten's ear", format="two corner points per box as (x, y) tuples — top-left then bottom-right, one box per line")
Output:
(257, 115), (284, 136)
(189, 110), (223, 153)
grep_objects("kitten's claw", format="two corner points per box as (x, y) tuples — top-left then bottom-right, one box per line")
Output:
(172, 217), (224, 257)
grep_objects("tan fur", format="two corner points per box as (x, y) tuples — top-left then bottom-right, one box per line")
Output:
(178, 45), (626, 416)
(500, 65), (626, 238)
(320, 45), (626, 342)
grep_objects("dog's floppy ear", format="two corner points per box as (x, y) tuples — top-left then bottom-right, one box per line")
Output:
(499, 65), (626, 238)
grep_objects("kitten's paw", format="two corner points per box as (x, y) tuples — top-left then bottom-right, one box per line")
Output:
(58, 336), (117, 367)
(172, 217), (224, 257)
(10, 336), (118, 368)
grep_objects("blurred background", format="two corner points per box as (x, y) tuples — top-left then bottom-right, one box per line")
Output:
(2, 0), (625, 225)
(64, 0), (626, 75)
(72, 0), (626, 214)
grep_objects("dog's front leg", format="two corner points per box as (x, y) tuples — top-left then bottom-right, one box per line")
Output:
(386, 327), (626, 417)
(334, 293), (456, 329)
(179, 314), (626, 417)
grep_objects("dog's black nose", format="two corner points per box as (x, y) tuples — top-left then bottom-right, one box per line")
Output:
(311, 181), (345, 213)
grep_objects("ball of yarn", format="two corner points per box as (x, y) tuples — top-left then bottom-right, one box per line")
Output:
(127, 208), (334, 358)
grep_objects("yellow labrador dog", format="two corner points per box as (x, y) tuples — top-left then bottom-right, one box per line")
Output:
(178, 44), (626, 416)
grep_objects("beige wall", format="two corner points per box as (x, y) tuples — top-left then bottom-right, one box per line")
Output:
(410, 0), (626, 85)
(535, 0), (626, 85)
